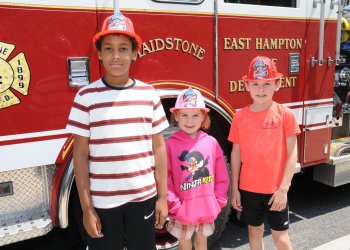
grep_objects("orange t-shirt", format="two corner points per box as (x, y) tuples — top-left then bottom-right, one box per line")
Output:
(228, 102), (300, 194)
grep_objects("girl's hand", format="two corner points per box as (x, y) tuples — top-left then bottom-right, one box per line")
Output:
(268, 189), (287, 211)
(231, 189), (243, 211)
(83, 208), (104, 238)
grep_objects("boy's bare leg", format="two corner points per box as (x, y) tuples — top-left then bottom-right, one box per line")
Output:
(178, 239), (192, 250)
(271, 229), (292, 250)
(248, 224), (264, 250)
(193, 233), (207, 250)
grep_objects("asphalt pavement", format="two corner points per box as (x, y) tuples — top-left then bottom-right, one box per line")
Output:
(212, 172), (350, 250)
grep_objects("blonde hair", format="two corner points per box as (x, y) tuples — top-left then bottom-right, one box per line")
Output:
(171, 109), (211, 132)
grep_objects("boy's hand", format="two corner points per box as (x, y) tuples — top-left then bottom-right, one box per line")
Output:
(83, 208), (104, 238)
(268, 189), (288, 211)
(155, 197), (168, 229)
(231, 189), (243, 211)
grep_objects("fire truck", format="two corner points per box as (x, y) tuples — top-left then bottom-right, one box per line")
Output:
(1, 0), (350, 249)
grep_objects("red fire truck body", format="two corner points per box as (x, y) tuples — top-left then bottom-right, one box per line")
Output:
(1, 0), (349, 248)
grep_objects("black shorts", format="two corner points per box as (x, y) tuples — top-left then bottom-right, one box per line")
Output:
(87, 196), (157, 250)
(239, 190), (290, 231)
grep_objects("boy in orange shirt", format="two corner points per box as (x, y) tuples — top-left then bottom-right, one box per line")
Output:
(228, 56), (300, 250)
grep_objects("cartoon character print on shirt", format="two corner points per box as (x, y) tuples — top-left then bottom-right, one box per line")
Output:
(178, 150), (210, 181)
(178, 150), (214, 191)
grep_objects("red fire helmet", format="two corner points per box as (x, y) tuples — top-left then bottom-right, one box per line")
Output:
(242, 56), (283, 82)
(93, 12), (142, 50)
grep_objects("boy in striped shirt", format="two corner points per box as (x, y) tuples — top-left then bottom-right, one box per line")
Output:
(66, 12), (169, 250)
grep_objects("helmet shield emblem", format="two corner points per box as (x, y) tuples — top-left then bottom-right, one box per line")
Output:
(253, 59), (268, 80)
(183, 88), (198, 108)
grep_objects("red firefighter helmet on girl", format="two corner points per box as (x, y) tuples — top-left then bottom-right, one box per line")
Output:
(242, 56), (283, 82)
(93, 12), (142, 50)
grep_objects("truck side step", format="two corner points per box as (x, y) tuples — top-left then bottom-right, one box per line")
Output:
(313, 140), (350, 187)
(0, 212), (52, 247)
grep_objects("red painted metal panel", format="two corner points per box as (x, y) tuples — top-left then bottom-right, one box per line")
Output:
(303, 128), (331, 164)
(0, 6), (100, 136)
(129, 11), (215, 92)
(0, 4), (338, 168)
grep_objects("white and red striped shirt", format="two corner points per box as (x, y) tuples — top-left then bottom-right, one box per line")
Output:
(66, 78), (169, 208)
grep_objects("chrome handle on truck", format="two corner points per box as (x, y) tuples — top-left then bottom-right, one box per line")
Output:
(333, 0), (343, 65)
(67, 57), (90, 87)
(311, 0), (326, 67)
(328, 56), (335, 67)
(312, 0), (343, 67)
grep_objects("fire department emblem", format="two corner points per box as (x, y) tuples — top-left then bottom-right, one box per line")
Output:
(108, 13), (127, 31)
(183, 87), (198, 107)
(253, 58), (268, 79)
(0, 42), (30, 109)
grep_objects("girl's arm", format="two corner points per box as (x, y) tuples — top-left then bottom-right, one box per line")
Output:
(166, 143), (182, 216)
(214, 144), (230, 208)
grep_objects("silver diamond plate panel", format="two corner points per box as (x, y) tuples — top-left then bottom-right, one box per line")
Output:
(313, 154), (350, 187)
(0, 212), (52, 246)
(0, 165), (56, 226)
